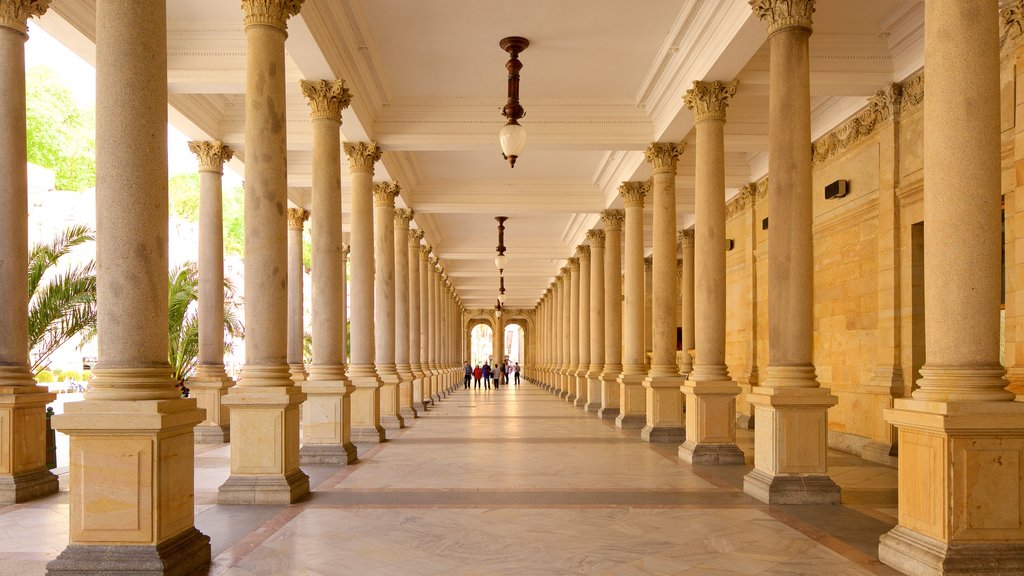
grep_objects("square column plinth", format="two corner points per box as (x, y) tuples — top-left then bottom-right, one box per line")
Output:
(598, 370), (621, 420)
(0, 388), (59, 504)
(378, 374), (405, 431)
(218, 384), (309, 505)
(584, 372), (602, 413)
(878, 400), (1024, 576)
(640, 374), (686, 442)
(742, 386), (840, 505)
(300, 377), (357, 465)
(350, 374), (386, 443)
(47, 399), (210, 576)
(188, 369), (233, 444)
(678, 380), (745, 465)
(615, 372), (647, 429)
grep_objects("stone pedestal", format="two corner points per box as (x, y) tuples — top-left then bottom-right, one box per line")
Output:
(188, 367), (232, 444)
(0, 385), (59, 503)
(300, 370), (357, 465)
(639, 374), (686, 443)
(678, 381), (745, 464)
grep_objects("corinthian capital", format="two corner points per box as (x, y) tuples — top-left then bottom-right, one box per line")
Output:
(421, 243), (433, 258)
(568, 257), (579, 271)
(394, 207), (414, 229)
(410, 228), (425, 245)
(644, 142), (686, 172)
(677, 229), (695, 249)
(643, 256), (653, 272)
(241, 0), (304, 32)
(0, 0), (48, 34)
(749, 0), (815, 35)
(373, 181), (400, 206)
(576, 245), (591, 261)
(683, 80), (739, 122)
(287, 207), (309, 230)
(618, 182), (649, 208)
(188, 140), (234, 173)
(344, 141), (383, 172)
(586, 229), (606, 248)
(300, 79), (352, 122)
(601, 209), (625, 231)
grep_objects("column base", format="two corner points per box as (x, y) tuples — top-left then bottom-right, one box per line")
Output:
(616, 370), (646, 429)
(377, 371), (405, 431)
(218, 468), (310, 505)
(193, 424), (229, 444)
(615, 413), (646, 429)
(381, 415), (405, 431)
(288, 363), (307, 384)
(188, 369), (233, 443)
(639, 372), (686, 443)
(598, 407), (620, 420)
(584, 374), (602, 413)
(300, 443), (358, 465)
(0, 467), (59, 504)
(743, 468), (840, 505)
(573, 372), (588, 407)
(47, 526), (210, 576)
(399, 406), (418, 421)
(678, 442), (745, 465)
(879, 525), (1024, 576)
(598, 369), (621, 419)
(349, 369), (385, 443)
(860, 440), (897, 467)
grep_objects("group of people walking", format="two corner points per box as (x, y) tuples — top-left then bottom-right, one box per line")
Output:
(464, 360), (520, 389)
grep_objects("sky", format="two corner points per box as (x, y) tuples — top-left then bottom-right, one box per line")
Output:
(24, 21), (243, 187)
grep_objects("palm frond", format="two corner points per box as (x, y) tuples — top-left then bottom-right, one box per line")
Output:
(28, 224), (93, 296)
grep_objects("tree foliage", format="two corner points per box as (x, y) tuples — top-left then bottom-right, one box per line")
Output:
(168, 174), (246, 256)
(26, 66), (96, 191)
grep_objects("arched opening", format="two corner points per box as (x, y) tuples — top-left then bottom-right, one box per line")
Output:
(504, 322), (526, 366)
(469, 323), (493, 367)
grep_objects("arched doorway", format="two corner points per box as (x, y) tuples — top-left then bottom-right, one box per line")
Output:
(504, 321), (526, 366)
(469, 323), (493, 367)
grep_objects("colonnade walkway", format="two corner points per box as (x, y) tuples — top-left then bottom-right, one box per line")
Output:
(3, 384), (900, 575)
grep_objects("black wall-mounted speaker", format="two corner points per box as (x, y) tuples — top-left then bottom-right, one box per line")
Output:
(825, 179), (849, 200)
(761, 217), (768, 230)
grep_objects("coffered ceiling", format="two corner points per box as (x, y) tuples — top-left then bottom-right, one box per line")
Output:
(40, 0), (923, 309)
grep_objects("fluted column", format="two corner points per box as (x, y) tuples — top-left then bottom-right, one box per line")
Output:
(616, 182), (649, 429)
(344, 142), (386, 443)
(678, 231), (695, 375)
(679, 79), (744, 465)
(599, 210), (624, 419)
(286, 208), (308, 383)
(640, 143), (687, 443)
(575, 246), (591, 407)
(585, 231), (605, 412)
(419, 244), (433, 408)
(742, 0), (839, 504)
(879, 0), (1024, 572)
(408, 228), (425, 413)
(189, 140), (235, 444)
(48, 0), (210, 571)
(372, 182), (403, 431)
(643, 255), (653, 369)
(297, 78), (356, 465)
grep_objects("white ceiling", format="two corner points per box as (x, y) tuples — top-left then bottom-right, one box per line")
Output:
(41, 0), (924, 309)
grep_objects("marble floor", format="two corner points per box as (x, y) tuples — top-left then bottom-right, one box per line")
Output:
(1, 382), (901, 575)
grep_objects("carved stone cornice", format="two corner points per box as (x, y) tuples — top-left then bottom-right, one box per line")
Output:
(898, 72), (924, 116)
(683, 80), (739, 122)
(643, 142), (686, 173)
(188, 140), (234, 173)
(576, 245), (591, 261)
(749, 0), (815, 35)
(344, 141), (383, 172)
(586, 229), (606, 248)
(677, 229), (695, 249)
(241, 0), (303, 32)
(619, 181), (649, 208)
(394, 208), (414, 229)
(812, 83), (898, 165)
(601, 209), (625, 231)
(1002, 1), (1024, 50)
(0, 0), (48, 34)
(725, 184), (756, 220)
(300, 79), (352, 122)
(373, 181), (400, 206)
(287, 207), (309, 230)
(409, 228), (425, 245)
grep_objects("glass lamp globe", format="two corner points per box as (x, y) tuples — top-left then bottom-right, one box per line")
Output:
(499, 122), (526, 167)
(497, 293), (506, 304)
(495, 308), (503, 318)
(494, 253), (508, 270)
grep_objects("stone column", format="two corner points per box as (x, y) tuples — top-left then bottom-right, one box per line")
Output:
(550, 276), (560, 392)
(341, 243), (349, 363)
(566, 257), (580, 401)
(344, 142), (385, 443)
(678, 230), (695, 375)
(679, 80), (744, 465)
(643, 255), (653, 369)
(575, 245), (591, 407)
(427, 254), (440, 402)
(617, 182), (649, 429)
(419, 244), (433, 408)
(743, 0), (839, 504)
(217, 0), (308, 506)
(0, 0), (57, 507)
(600, 210), (624, 419)
(372, 182), (403, 431)
(48, 0), (211, 572)
(298, 79), (356, 465)
(585, 230), (605, 412)
(408, 228), (425, 413)
(559, 268), (572, 397)
(286, 207), (308, 383)
(879, 0), (1024, 572)
(640, 143), (687, 443)
(441, 274), (453, 392)
(188, 140), (235, 444)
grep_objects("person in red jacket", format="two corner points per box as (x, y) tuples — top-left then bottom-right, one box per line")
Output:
(473, 364), (483, 388)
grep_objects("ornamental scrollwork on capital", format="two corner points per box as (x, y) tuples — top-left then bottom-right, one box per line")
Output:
(618, 182), (649, 208)
(188, 140), (234, 173)
(576, 244), (591, 260)
(600, 209), (625, 231)
(287, 207), (309, 230)
(749, 0), (815, 35)
(409, 228), (425, 244)
(677, 229), (695, 249)
(643, 142), (686, 172)
(344, 141), (383, 172)
(683, 80), (739, 122)
(300, 79), (352, 122)
(0, 0), (49, 34)
(241, 0), (304, 32)
(394, 208), (414, 228)
(585, 229), (606, 248)
(372, 181), (400, 206)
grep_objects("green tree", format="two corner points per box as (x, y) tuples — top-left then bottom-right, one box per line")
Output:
(169, 172), (201, 222)
(28, 225), (97, 373)
(168, 262), (244, 394)
(223, 184), (245, 255)
(26, 66), (96, 191)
